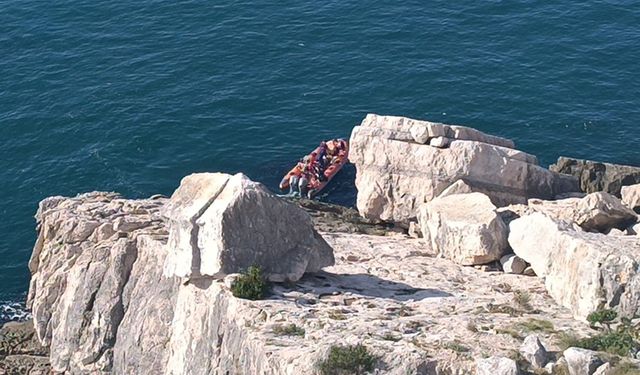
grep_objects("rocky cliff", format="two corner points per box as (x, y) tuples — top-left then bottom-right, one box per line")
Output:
(8, 115), (640, 375)
(19, 186), (595, 374)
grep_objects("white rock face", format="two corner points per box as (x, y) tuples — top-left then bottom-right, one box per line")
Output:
(418, 192), (508, 265)
(500, 254), (527, 274)
(622, 183), (640, 212)
(349, 114), (579, 223)
(508, 212), (640, 320)
(476, 356), (520, 375)
(564, 347), (603, 375)
(519, 335), (548, 369)
(27, 192), (174, 373)
(163, 173), (334, 282)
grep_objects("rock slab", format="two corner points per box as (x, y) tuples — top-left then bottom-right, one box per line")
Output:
(508, 212), (640, 320)
(350, 114), (579, 223)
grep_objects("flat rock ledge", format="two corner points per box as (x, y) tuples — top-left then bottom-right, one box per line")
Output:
(22, 191), (597, 374)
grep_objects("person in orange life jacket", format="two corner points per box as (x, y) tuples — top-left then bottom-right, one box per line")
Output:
(288, 155), (314, 196)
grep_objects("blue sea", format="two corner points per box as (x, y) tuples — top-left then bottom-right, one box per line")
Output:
(1, 0), (639, 323)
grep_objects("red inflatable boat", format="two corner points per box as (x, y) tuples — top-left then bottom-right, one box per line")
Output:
(279, 139), (349, 198)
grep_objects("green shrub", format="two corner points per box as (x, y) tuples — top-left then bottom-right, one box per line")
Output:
(317, 344), (377, 375)
(575, 329), (638, 357)
(231, 266), (270, 300)
(558, 313), (640, 356)
(587, 309), (617, 330)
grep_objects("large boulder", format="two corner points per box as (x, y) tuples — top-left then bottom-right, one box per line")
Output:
(503, 192), (637, 233)
(163, 173), (334, 282)
(508, 212), (640, 320)
(550, 157), (640, 196)
(622, 183), (640, 213)
(350, 114), (579, 223)
(418, 192), (508, 265)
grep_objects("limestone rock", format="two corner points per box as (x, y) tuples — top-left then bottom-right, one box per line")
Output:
(564, 347), (603, 375)
(429, 136), (451, 148)
(163, 173), (334, 282)
(519, 335), (548, 368)
(507, 193), (637, 233)
(593, 362), (611, 375)
(508, 212), (640, 320)
(550, 157), (640, 196)
(350, 114), (579, 223)
(622, 183), (640, 213)
(574, 192), (637, 232)
(409, 123), (430, 144)
(418, 192), (508, 265)
(476, 356), (520, 375)
(500, 254), (527, 274)
(607, 228), (625, 236)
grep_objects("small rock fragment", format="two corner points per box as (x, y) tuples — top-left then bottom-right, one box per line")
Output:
(501, 254), (527, 274)
(429, 136), (451, 148)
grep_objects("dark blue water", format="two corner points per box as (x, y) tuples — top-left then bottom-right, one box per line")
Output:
(1, 0), (639, 321)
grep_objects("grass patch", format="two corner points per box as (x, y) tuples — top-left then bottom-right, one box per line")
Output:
(272, 324), (305, 337)
(380, 333), (401, 342)
(328, 310), (347, 320)
(515, 318), (555, 333)
(230, 266), (270, 300)
(611, 361), (640, 375)
(317, 344), (377, 375)
(443, 341), (470, 353)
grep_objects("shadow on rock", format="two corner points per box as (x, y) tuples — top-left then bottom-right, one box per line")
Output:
(275, 271), (452, 302)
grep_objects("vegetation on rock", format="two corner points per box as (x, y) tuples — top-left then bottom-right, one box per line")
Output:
(558, 309), (640, 357)
(317, 344), (377, 375)
(231, 266), (270, 300)
(272, 324), (305, 337)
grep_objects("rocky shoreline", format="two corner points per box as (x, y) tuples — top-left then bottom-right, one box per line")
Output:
(3, 114), (640, 374)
